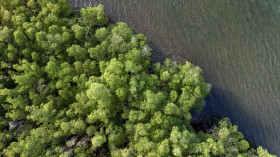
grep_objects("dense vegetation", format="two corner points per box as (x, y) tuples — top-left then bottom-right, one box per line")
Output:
(0, 0), (275, 156)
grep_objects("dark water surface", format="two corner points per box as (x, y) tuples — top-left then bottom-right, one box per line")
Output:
(69, 0), (280, 155)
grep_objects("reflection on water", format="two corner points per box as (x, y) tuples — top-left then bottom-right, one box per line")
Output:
(69, 0), (280, 155)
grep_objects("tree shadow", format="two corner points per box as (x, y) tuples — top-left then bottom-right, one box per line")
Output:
(192, 85), (278, 153)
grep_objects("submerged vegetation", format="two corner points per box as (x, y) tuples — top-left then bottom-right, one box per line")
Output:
(0, 0), (275, 156)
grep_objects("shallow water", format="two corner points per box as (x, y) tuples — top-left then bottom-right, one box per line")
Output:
(69, 0), (280, 155)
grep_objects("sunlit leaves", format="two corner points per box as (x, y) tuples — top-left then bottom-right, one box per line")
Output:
(60, 119), (86, 135)
(257, 146), (276, 157)
(95, 27), (109, 41)
(13, 30), (28, 46)
(80, 4), (108, 27)
(71, 24), (85, 40)
(91, 133), (106, 148)
(134, 137), (155, 154)
(157, 139), (170, 156)
(112, 22), (133, 42)
(163, 102), (181, 116)
(87, 83), (112, 106)
(66, 44), (88, 60)
(0, 27), (13, 42)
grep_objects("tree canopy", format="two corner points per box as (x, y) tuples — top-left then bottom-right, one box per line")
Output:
(0, 0), (275, 156)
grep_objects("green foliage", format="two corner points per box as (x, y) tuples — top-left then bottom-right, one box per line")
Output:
(71, 24), (85, 40)
(66, 44), (88, 60)
(0, 27), (13, 42)
(80, 4), (108, 27)
(13, 30), (28, 46)
(257, 147), (276, 157)
(0, 0), (275, 156)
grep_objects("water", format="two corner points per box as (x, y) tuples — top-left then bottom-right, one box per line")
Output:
(69, 0), (280, 155)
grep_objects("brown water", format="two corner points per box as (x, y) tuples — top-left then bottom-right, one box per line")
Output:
(69, 0), (280, 155)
